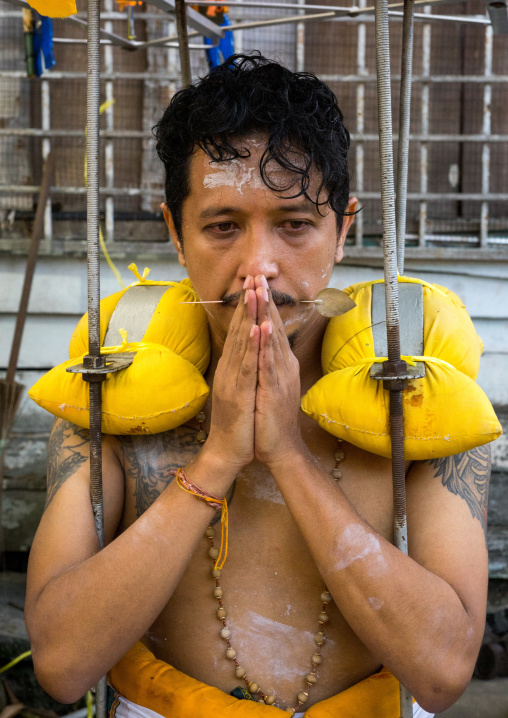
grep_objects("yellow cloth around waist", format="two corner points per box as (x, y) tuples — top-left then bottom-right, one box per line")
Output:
(108, 642), (401, 718)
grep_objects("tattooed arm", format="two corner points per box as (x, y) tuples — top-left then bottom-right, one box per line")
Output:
(25, 418), (238, 704)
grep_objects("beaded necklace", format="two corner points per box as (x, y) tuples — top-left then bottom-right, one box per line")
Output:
(194, 410), (346, 715)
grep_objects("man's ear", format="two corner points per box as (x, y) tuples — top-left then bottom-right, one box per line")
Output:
(334, 196), (358, 263)
(161, 202), (186, 268)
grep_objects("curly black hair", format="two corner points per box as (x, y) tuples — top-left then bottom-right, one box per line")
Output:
(154, 53), (351, 241)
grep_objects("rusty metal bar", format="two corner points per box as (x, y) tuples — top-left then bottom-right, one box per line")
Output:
(354, 0), (366, 247)
(5, 127), (508, 141)
(5, 68), (508, 83)
(374, 0), (411, 713)
(296, 0), (305, 72)
(481, 25), (492, 248)
(395, 0), (415, 273)
(419, 6), (431, 248)
(104, 0), (115, 245)
(6, 153), (55, 385)
(5, 185), (508, 201)
(175, 0), (192, 87)
(87, 1), (107, 715)
(41, 80), (52, 248)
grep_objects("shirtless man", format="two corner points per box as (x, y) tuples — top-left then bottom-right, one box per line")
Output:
(25, 54), (490, 717)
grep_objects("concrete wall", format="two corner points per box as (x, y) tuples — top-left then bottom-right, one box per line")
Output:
(1, 251), (507, 571)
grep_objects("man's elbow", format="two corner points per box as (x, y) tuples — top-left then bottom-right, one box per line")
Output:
(411, 661), (473, 714)
(31, 644), (94, 705)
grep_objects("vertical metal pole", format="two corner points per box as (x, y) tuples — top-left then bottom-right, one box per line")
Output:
(296, 0), (305, 72)
(175, 0), (192, 88)
(418, 6), (431, 247)
(374, 0), (412, 715)
(395, 0), (415, 274)
(105, 0), (115, 245)
(355, 0), (366, 247)
(87, 2), (107, 716)
(41, 79), (52, 250)
(480, 25), (492, 248)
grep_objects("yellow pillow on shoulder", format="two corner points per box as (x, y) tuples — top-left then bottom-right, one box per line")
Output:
(301, 277), (501, 459)
(29, 270), (210, 435)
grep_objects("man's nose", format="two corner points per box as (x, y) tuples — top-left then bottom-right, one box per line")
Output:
(238, 230), (279, 282)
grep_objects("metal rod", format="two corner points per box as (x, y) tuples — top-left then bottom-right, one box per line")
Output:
(395, 0), (414, 273)
(375, 0), (401, 363)
(355, 0), (366, 248)
(4, 186), (508, 201)
(41, 80), (52, 247)
(374, 0), (411, 713)
(419, 6), (431, 248)
(480, 25), (493, 248)
(6, 153), (55, 385)
(87, 1), (107, 715)
(5, 70), (508, 82)
(104, 0), (115, 245)
(179, 299), (323, 304)
(175, 0), (192, 87)
(296, 0), (305, 72)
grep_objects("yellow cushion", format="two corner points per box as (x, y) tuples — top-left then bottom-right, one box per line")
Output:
(302, 276), (501, 460)
(69, 281), (210, 374)
(29, 277), (210, 435)
(29, 344), (209, 435)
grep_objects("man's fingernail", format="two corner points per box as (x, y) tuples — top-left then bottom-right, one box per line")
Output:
(267, 321), (272, 335)
(260, 275), (269, 289)
(250, 325), (256, 338)
(243, 276), (251, 289)
(244, 290), (249, 304)
(263, 288), (269, 302)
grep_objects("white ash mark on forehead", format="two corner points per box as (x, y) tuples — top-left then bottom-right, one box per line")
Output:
(203, 159), (265, 195)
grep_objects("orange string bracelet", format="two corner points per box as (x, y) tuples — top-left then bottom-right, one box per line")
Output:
(171, 468), (228, 570)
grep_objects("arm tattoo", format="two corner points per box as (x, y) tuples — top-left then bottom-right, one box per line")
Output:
(45, 421), (89, 508)
(430, 445), (490, 540)
(119, 427), (237, 520)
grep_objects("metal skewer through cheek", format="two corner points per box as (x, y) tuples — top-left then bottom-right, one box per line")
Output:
(180, 288), (357, 318)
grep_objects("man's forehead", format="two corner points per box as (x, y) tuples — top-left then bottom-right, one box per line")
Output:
(189, 139), (321, 198)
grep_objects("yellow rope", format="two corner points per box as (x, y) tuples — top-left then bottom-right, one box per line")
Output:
(84, 98), (125, 289)
(86, 690), (94, 718)
(0, 650), (32, 674)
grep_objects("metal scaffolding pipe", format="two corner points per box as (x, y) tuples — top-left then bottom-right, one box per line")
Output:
(175, 0), (192, 87)
(395, 0), (415, 273)
(374, 0), (412, 713)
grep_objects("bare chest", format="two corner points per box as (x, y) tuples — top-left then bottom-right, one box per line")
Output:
(115, 420), (397, 707)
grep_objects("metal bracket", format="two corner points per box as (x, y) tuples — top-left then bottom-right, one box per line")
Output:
(66, 352), (134, 382)
(486, 0), (508, 33)
(370, 282), (426, 388)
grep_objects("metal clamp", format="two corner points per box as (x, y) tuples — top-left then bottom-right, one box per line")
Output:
(66, 352), (134, 382)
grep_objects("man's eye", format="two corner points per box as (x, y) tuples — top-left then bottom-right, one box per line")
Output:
(208, 222), (237, 234)
(281, 220), (310, 231)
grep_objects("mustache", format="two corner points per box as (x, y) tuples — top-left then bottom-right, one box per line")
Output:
(221, 289), (296, 307)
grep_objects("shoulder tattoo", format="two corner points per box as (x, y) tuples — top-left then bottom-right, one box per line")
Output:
(430, 445), (491, 540)
(45, 420), (90, 508)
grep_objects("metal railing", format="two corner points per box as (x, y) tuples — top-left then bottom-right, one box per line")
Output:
(0, 0), (507, 258)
